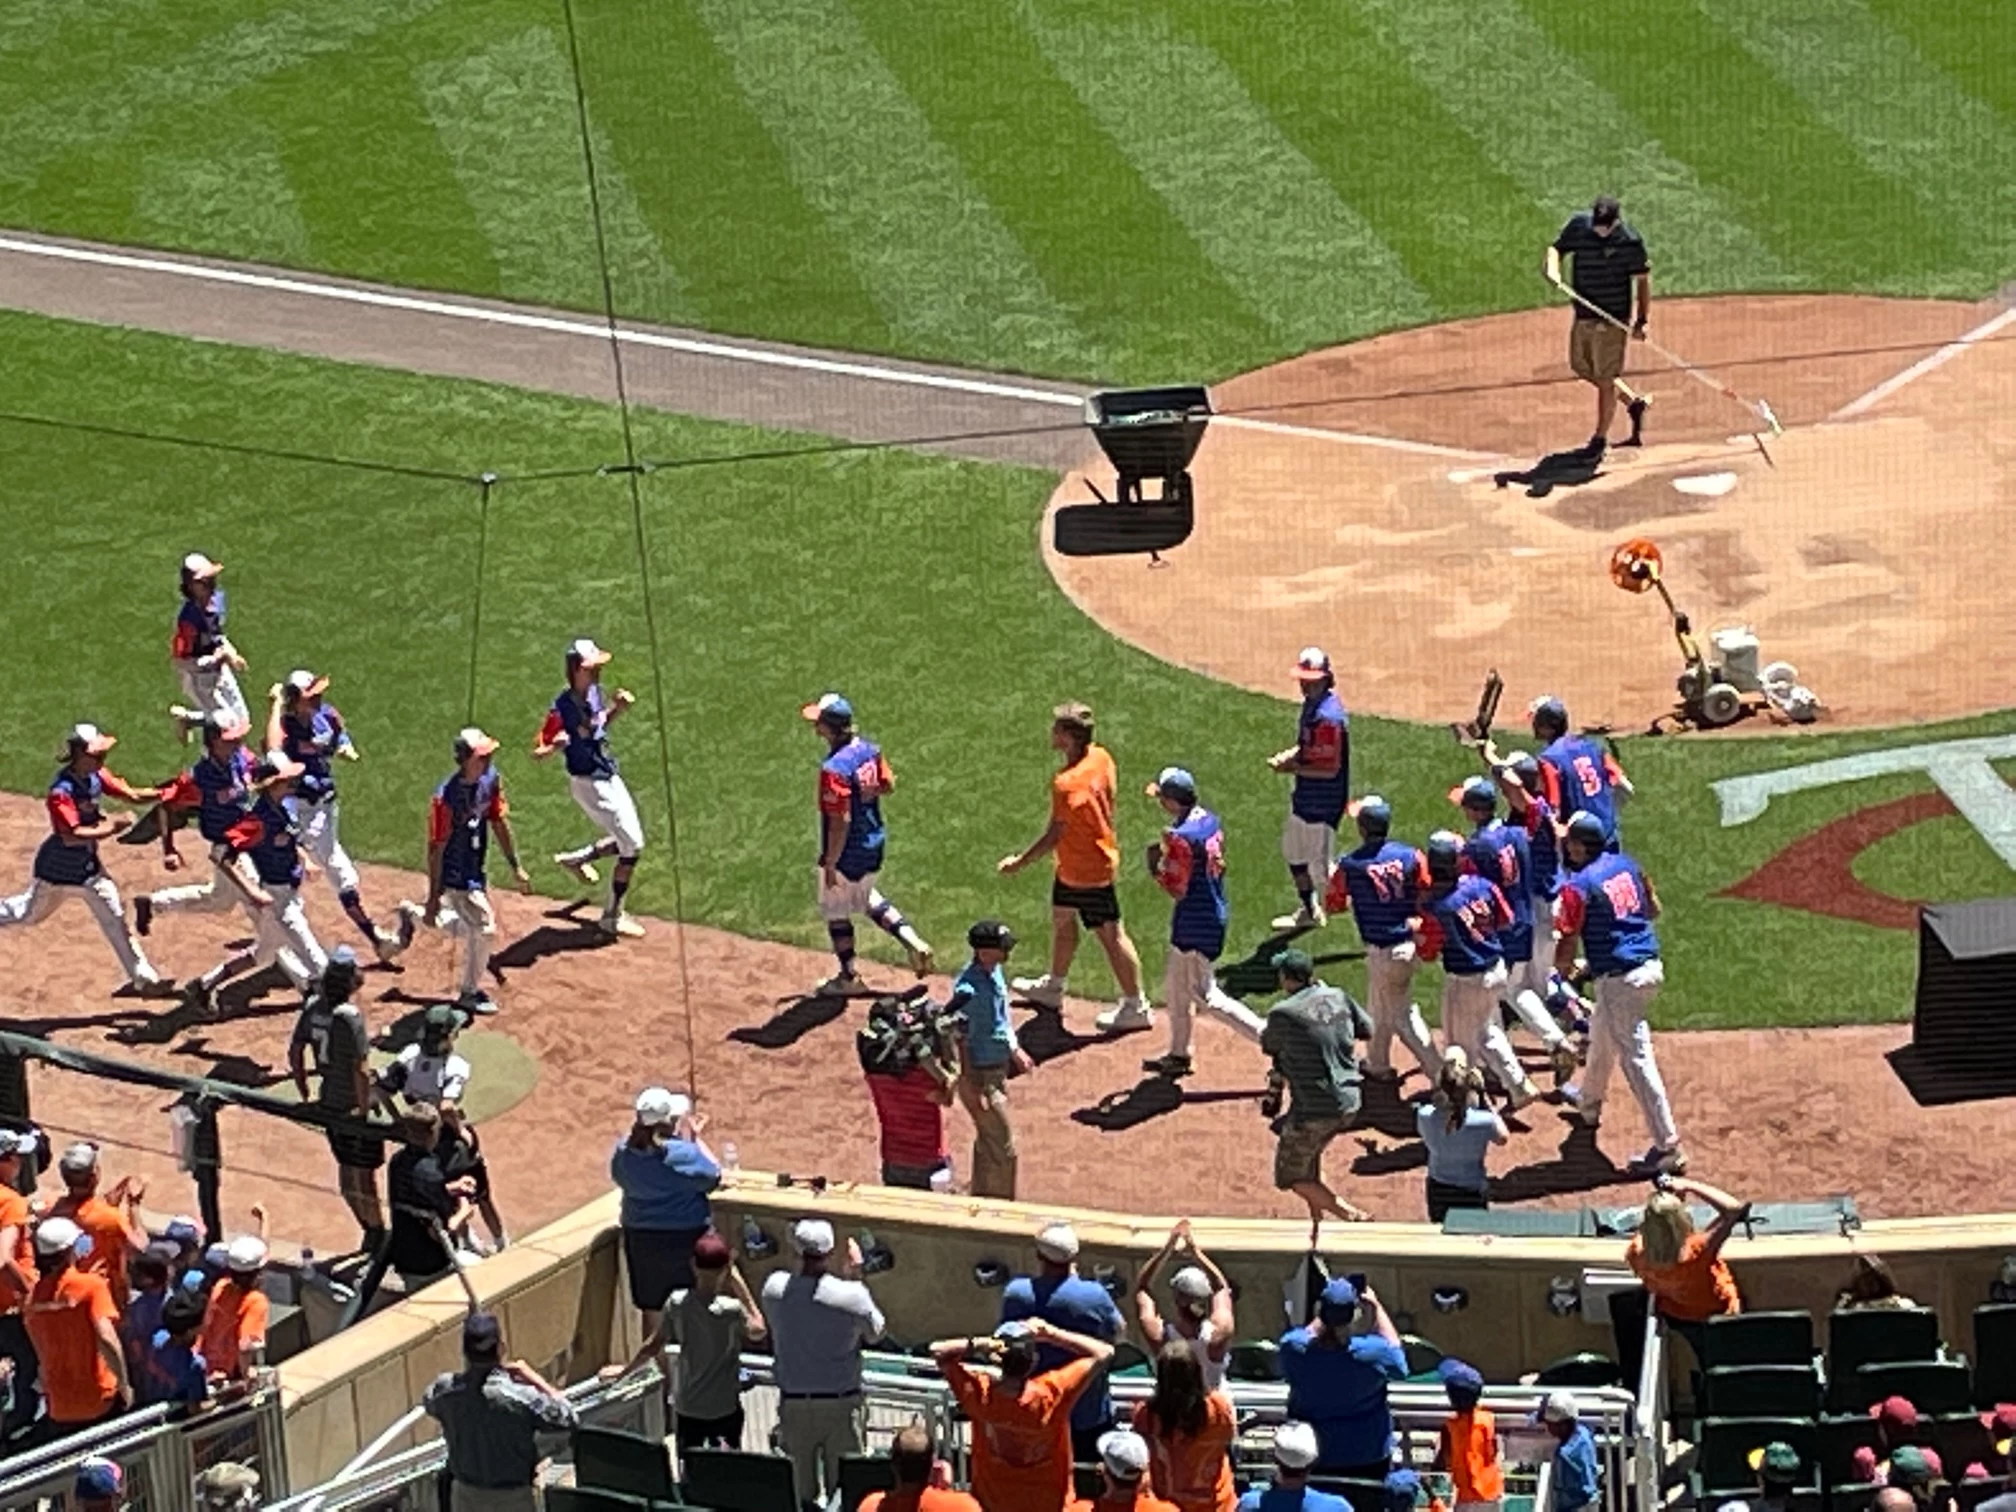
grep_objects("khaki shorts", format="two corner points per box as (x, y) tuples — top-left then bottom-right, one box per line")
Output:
(1569, 318), (1628, 382)
(1273, 1112), (1354, 1189)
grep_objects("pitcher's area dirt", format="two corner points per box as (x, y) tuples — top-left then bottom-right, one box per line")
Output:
(3, 800), (2009, 1254)
(1048, 296), (2016, 731)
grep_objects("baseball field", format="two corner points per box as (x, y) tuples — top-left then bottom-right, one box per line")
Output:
(3, 0), (2016, 1232)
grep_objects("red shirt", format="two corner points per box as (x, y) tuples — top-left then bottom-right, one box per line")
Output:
(867, 1068), (948, 1168)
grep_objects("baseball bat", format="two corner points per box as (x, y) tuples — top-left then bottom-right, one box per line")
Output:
(1554, 281), (1784, 435)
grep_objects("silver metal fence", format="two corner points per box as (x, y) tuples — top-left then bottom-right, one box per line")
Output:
(0, 1387), (286, 1512)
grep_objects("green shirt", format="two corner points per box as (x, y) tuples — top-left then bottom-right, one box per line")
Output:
(1261, 982), (1370, 1121)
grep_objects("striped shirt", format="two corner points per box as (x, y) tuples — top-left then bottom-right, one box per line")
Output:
(867, 1066), (948, 1168)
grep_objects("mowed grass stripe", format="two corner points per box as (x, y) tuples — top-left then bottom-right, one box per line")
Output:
(416, 27), (687, 320)
(1352, 0), (1790, 293)
(686, 0), (1094, 377)
(855, 1), (1268, 385)
(1024, 4), (1431, 349)
(133, 127), (314, 270)
(1864, 0), (2016, 122)
(0, 0), (171, 60)
(1523, 0), (1963, 290)
(1697, 0), (2016, 290)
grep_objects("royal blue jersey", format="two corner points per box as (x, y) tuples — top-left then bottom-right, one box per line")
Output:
(34, 765), (134, 885)
(543, 684), (618, 780)
(1291, 691), (1351, 826)
(1538, 734), (1622, 839)
(171, 589), (227, 661)
(240, 795), (305, 888)
(818, 737), (891, 881)
(1556, 850), (1660, 976)
(280, 705), (347, 803)
(1152, 806), (1230, 957)
(1325, 839), (1425, 948)
(192, 749), (254, 845)
(1464, 820), (1536, 962)
(1521, 794), (1562, 900)
(431, 770), (506, 890)
(1421, 874), (1512, 976)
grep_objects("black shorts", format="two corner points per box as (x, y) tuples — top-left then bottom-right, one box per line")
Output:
(1051, 880), (1121, 929)
(623, 1224), (707, 1312)
(327, 1127), (387, 1171)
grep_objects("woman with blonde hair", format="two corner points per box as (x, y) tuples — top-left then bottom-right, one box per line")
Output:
(1626, 1176), (1747, 1358)
(1416, 1048), (1509, 1223)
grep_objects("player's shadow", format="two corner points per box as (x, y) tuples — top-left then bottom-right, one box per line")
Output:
(1217, 933), (1364, 1000)
(105, 965), (299, 1047)
(1071, 1078), (1262, 1133)
(1489, 1116), (1630, 1202)
(1355, 1074), (1432, 1140)
(165, 1040), (284, 1090)
(1349, 1136), (1428, 1178)
(488, 906), (614, 980)
(1013, 1005), (1105, 1066)
(729, 995), (849, 1050)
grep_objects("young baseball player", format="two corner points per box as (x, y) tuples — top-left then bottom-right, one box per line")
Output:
(534, 639), (646, 939)
(1554, 813), (1684, 1174)
(399, 728), (531, 1018)
(1127, 767), (1265, 1077)
(997, 701), (1148, 1023)
(1452, 777), (1577, 1084)
(803, 692), (933, 995)
(268, 670), (405, 964)
(288, 947), (385, 1250)
(1528, 698), (1631, 842)
(167, 553), (250, 741)
(1415, 832), (1541, 1111)
(1323, 796), (1439, 1080)
(0, 725), (171, 995)
(1267, 648), (1350, 932)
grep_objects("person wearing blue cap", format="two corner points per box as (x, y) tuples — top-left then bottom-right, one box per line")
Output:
(1128, 769), (1265, 1077)
(1433, 1359), (1504, 1512)
(1526, 699), (1630, 845)
(1553, 814), (1684, 1175)
(1323, 796), (1438, 1080)
(803, 692), (934, 995)
(1278, 1277), (1406, 1480)
(74, 1457), (125, 1512)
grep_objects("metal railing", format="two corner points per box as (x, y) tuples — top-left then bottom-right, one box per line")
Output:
(0, 1386), (287, 1512)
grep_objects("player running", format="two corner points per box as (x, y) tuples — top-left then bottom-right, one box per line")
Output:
(1554, 813), (1685, 1175)
(1414, 832), (1541, 1111)
(1267, 648), (1349, 932)
(1527, 697), (1631, 842)
(398, 729), (531, 1018)
(804, 692), (933, 995)
(167, 553), (250, 741)
(268, 670), (404, 963)
(1129, 767), (1265, 1077)
(0, 725), (171, 996)
(534, 639), (646, 940)
(1322, 796), (1438, 1080)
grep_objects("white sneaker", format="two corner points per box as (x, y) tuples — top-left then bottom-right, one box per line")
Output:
(1096, 999), (1154, 1033)
(556, 851), (601, 887)
(1271, 904), (1326, 933)
(1011, 974), (1065, 1008)
(598, 912), (646, 939)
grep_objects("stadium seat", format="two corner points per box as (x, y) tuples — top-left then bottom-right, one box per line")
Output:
(1973, 1304), (2016, 1407)
(1074, 1463), (1106, 1498)
(1828, 1309), (1941, 1410)
(1958, 1478), (2007, 1512)
(1704, 1311), (1816, 1369)
(1928, 1414), (1995, 1476)
(1827, 1484), (1879, 1512)
(1401, 1333), (1445, 1379)
(1693, 1418), (1819, 1503)
(544, 1491), (655, 1512)
(1814, 1414), (1881, 1490)
(837, 1454), (896, 1510)
(1111, 1340), (1152, 1376)
(1536, 1353), (1624, 1389)
(575, 1425), (677, 1501)
(1855, 1360), (1973, 1417)
(1704, 1364), (1823, 1418)
(680, 1448), (797, 1512)
(1228, 1340), (1283, 1382)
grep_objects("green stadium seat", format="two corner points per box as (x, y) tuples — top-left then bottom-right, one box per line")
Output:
(1828, 1309), (1941, 1411)
(837, 1455), (896, 1511)
(545, 1491), (655, 1512)
(1827, 1484), (1879, 1512)
(680, 1448), (797, 1512)
(1973, 1305), (2016, 1408)
(1855, 1359), (1972, 1417)
(1536, 1353), (1623, 1389)
(1401, 1334), (1445, 1379)
(1075, 1463), (1106, 1499)
(1228, 1340), (1282, 1382)
(1704, 1311), (1815, 1369)
(1814, 1414), (1881, 1489)
(1704, 1364), (1822, 1418)
(1958, 1477), (2007, 1512)
(1929, 1414), (1995, 1476)
(1693, 1418), (1819, 1503)
(575, 1425), (677, 1501)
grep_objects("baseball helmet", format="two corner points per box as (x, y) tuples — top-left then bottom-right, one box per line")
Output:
(1451, 775), (1496, 813)
(1529, 695), (1569, 736)
(1350, 794), (1392, 839)
(1425, 829), (1464, 880)
(1564, 812), (1608, 850)
(1504, 749), (1543, 793)
(967, 918), (1015, 953)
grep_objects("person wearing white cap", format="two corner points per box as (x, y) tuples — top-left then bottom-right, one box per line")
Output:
(398, 729), (530, 1018)
(1266, 649), (1350, 934)
(759, 1216), (886, 1507)
(168, 552), (251, 741)
(1235, 1422), (1350, 1512)
(1002, 1220), (1126, 1461)
(1133, 1221), (1234, 1393)
(267, 668), (407, 963)
(0, 724), (172, 996)
(535, 639), (648, 939)
(1069, 1426), (1177, 1512)
(929, 1316), (1117, 1512)
(611, 1086), (720, 1338)
(199, 1234), (271, 1382)
(23, 1215), (132, 1432)
(1539, 1390), (1600, 1512)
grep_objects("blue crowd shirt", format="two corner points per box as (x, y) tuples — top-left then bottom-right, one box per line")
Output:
(951, 958), (1013, 1070)
(1552, 1424), (1600, 1511)
(1239, 1487), (1353, 1512)
(1277, 1326), (1407, 1468)
(1000, 1272), (1123, 1432)
(610, 1137), (720, 1230)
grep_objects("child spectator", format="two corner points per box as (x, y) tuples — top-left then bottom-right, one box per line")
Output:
(1751, 1440), (1802, 1512)
(1434, 1360), (1503, 1512)
(859, 993), (959, 1190)
(200, 1237), (270, 1385)
(120, 1248), (174, 1379)
(47, 1143), (147, 1310)
(1131, 1338), (1237, 1512)
(438, 1101), (507, 1255)
(163, 1216), (203, 1272)
(140, 1291), (209, 1408)
(74, 1458), (125, 1512)
(1856, 1398), (1941, 1484)
(22, 1216), (130, 1438)
(1539, 1393), (1598, 1512)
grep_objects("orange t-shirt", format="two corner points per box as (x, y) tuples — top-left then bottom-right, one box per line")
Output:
(23, 1266), (120, 1423)
(1133, 1395), (1237, 1512)
(944, 1356), (1096, 1512)
(1067, 1491), (1182, 1512)
(0, 1189), (37, 1313)
(200, 1277), (270, 1378)
(1441, 1407), (1505, 1503)
(1627, 1231), (1741, 1323)
(859, 1489), (985, 1512)
(50, 1194), (131, 1309)
(1052, 746), (1121, 889)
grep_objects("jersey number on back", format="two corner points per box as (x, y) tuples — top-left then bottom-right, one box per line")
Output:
(1364, 859), (1408, 901)
(1572, 755), (1603, 797)
(1599, 871), (1641, 916)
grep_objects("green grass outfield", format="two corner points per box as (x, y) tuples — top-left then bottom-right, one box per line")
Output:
(5, 307), (2015, 1031)
(3, 0), (2014, 383)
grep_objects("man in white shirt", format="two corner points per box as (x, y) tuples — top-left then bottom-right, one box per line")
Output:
(760, 1218), (884, 1508)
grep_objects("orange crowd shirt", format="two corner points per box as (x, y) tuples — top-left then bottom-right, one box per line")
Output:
(1133, 1395), (1237, 1512)
(0, 1188), (36, 1314)
(1626, 1232), (1741, 1322)
(1052, 745), (1121, 889)
(49, 1194), (132, 1309)
(200, 1277), (270, 1379)
(944, 1357), (1096, 1512)
(24, 1267), (120, 1423)
(1441, 1406), (1505, 1504)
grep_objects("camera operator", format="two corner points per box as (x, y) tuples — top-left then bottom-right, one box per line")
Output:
(860, 990), (961, 1191)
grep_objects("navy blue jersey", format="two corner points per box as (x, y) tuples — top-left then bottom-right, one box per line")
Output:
(542, 684), (618, 780)
(192, 749), (254, 845)
(239, 795), (305, 888)
(818, 737), (891, 881)
(1154, 806), (1230, 958)
(430, 771), (506, 890)
(281, 705), (346, 803)
(1420, 874), (1512, 976)
(1325, 839), (1426, 949)
(1290, 690), (1350, 826)
(33, 765), (139, 885)
(1463, 820), (1536, 963)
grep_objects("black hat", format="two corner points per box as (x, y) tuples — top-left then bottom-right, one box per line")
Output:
(1591, 195), (1621, 227)
(463, 1310), (502, 1357)
(968, 919), (1015, 952)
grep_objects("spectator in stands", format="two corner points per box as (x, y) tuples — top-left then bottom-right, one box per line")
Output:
(1887, 1447), (1946, 1511)
(289, 945), (386, 1252)
(606, 1230), (765, 1450)
(1261, 950), (1373, 1237)
(762, 1218), (885, 1510)
(0, 1128), (40, 1442)
(1417, 1050), (1509, 1224)
(1278, 1278), (1405, 1479)
(1235, 1422), (1349, 1512)
(121, 1246), (172, 1377)
(1003, 1220), (1125, 1462)
(163, 1216), (203, 1273)
(424, 1310), (577, 1512)
(1624, 1176), (1747, 1360)
(859, 992), (959, 1190)
(200, 1236), (270, 1386)
(22, 1217), (130, 1439)
(1539, 1393), (1598, 1512)
(386, 1106), (473, 1293)
(1071, 1427), (1180, 1512)
(931, 1317), (1116, 1512)
(1876, 1491), (1919, 1512)
(1433, 1360), (1503, 1512)
(1134, 1221), (1233, 1392)
(1982, 1407), (2016, 1479)
(194, 1463), (262, 1511)
(1837, 1255), (1917, 1312)
(48, 1142), (147, 1310)
(74, 1458), (124, 1512)
(860, 1419), (984, 1512)
(1856, 1398), (1937, 1484)
(611, 1085), (719, 1339)
(139, 1289), (209, 1408)
(439, 1101), (508, 1256)
(950, 919), (1030, 1200)
(1752, 1440), (1801, 1512)
(1132, 1339), (1237, 1512)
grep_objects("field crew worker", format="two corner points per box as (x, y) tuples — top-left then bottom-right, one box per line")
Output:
(1268, 648), (1349, 933)
(23, 1216), (131, 1440)
(999, 702), (1149, 1026)
(1544, 195), (1652, 453)
(1324, 796), (1438, 1081)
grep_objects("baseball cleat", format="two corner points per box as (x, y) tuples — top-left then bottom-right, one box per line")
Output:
(1096, 999), (1154, 1034)
(456, 990), (500, 1018)
(134, 895), (154, 937)
(372, 925), (405, 965)
(1634, 1143), (1689, 1177)
(168, 705), (199, 744)
(1505, 1079), (1544, 1113)
(132, 973), (177, 999)
(598, 911), (646, 939)
(1010, 974), (1066, 1008)
(395, 900), (426, 944)
(1561, 1088), (1603, 1127)
(555, 851), (600, 888)
(812, 969), (863, 997)
(1270, 904), (1325, 933)
(1141, 1052), (1193, 1079)
(903, 938), (935, 978)
(180, 979), (218, 1019)
(1549, 1041), (1580, 1086)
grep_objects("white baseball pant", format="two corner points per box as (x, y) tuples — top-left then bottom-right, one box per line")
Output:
(1280, 813), (1336, 875)
(1502, 950), (1570, 1050)
(1164, 948), (1264, 1058)
(176, 663), (249, 728)
(816, 869), (887, 923)
(148, 847), (267, 922)
(1440, 962), (1525, 1093)
(290, 796), (361, 896)
(1363, 941), (1439, 1075)
(0, 876), (159, 987)
(1582, 959), (1679, 1148)
(250, 884), (325, 990)
(569, 774), (645, 858)
(430, 888), (496, 995)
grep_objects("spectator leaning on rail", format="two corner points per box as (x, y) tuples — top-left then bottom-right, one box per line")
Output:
(611, 1085), (720, 1339)
(200, 1235), (270, 1387)
(761, 1217), (886, 1510)
(1236, 1422), (1351, 1512)
(931, 1317), (1117, 1512)
(22, 1216), (130, 1440)
(1261, 949), (1373, 1237)
(0, 1127), (40, 1442)
(1539, 1392), (1599, 1512)
(605, 1230), (766, 1451)
(1070, 1427), (1181, 1512)
(424, 1310), (578, 1512)
(1624, 1175), (1746, 1361)
(860, 1419), (985, 1512)
(1134, 1220), (1234, 1393)
(1002, 1219), (1126, 1462)
(1132, 1338), (1238, 1512)
(1278, 1277), (1406, 1480)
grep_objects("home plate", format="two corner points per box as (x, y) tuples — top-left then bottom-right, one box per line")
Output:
(1673, 471), (1738, 498)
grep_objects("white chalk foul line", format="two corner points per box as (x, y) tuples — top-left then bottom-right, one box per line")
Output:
(1213, 414), (1499, 460)
(1831, 303), (2016, 420)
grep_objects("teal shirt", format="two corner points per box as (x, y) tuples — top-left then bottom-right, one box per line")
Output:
(952, 959), (1013, 1069)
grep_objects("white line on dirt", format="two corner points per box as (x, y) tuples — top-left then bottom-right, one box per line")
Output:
(1831, 304), (2016, 420)
(1214, 414), (1499, 459)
